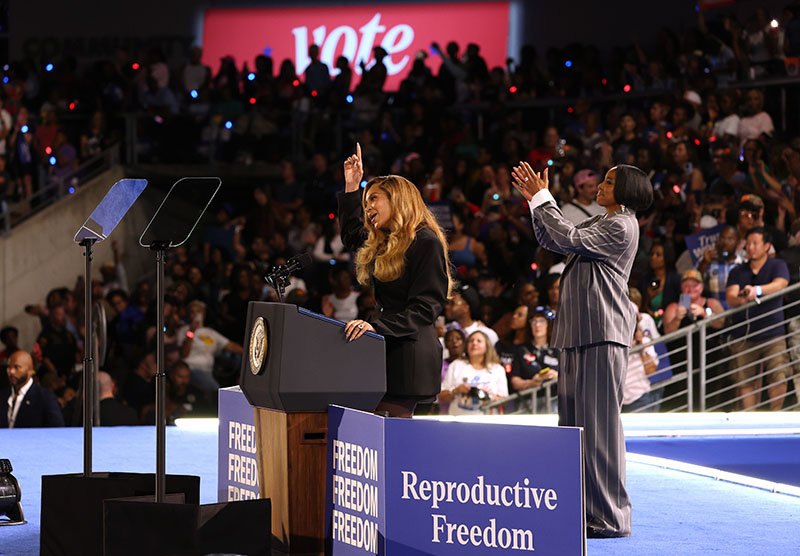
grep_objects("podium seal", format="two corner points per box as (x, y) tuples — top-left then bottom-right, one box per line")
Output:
(249, 316), (268, 375)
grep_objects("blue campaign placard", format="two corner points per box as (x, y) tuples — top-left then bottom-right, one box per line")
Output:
(218, 386), (260, 502)
(384, 419), (584, 556)
(684, 223), (725, 266)
(326, 407), (585, 556)
(326, 406), (387, 556)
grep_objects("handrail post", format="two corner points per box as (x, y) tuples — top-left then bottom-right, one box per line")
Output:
(699, 323), (707, 412)
(686, 331), (693, 412)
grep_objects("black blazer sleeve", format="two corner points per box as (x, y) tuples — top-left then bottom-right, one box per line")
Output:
(371, 229), (448, 339)
(337, 190), (368, 252)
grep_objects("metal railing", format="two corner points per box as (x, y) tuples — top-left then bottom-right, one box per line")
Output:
(1, 143), (120, 235)
(481, 281), (800, 414)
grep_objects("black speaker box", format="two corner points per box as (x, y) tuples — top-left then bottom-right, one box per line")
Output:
(103, 495), (270, 556)
(40, 472), (199, 556)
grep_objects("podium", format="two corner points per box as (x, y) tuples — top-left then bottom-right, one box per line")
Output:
(239, 302), (385, 554)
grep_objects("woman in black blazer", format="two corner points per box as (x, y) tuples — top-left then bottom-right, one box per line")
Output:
(338, 144), (452, 417)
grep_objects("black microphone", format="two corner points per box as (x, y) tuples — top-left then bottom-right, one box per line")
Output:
(265, 252), (313, 282)
(283, 252), (313, 274)
(265, 252), (313, 303)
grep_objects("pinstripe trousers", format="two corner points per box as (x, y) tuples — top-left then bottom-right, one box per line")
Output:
(559, 342), (632, 536)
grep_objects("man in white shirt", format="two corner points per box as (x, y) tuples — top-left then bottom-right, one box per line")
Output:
(738, 89), (774, 146)
(178, 301), (243, 392)
(561, 169), (606, 225)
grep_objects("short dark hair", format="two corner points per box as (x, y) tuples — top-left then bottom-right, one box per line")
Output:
(0, 326), (18, 343)
(106, 289), (128, 303)
(746, 226), (771, 244)
(613, 165), (653, 212)
(456, 284), (480, 320)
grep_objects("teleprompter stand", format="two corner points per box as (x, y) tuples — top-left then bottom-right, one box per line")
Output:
(101, 177), (270, 556)
(39, 179), (198, 556)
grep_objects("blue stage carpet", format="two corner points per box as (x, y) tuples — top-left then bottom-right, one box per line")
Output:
(2, 425), (799, 556)
(626, 435), (800, 487)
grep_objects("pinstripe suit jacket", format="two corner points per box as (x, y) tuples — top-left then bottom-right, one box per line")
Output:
(531, 194), (638, 349)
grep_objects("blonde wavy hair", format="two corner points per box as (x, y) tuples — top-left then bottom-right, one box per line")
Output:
(355, 175), (453, 296)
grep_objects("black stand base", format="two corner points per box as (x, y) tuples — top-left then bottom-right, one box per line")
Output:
(40, 472), (200, 556)
(0, 502), (25, 526)
(103, 496), (270, 556)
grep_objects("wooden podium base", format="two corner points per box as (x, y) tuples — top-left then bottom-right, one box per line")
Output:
(254, 408), (328, 555)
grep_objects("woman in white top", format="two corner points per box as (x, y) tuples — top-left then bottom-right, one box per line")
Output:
(439, 331), (508, 415)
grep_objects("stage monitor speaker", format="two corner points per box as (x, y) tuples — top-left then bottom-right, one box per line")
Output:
(103, 496), (270, 556)
(40, 472), (199, 556)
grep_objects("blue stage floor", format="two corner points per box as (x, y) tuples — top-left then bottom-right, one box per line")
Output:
(2, 415), (799, 556)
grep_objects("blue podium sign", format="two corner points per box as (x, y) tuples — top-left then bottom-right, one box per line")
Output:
(218, 386), (260, 502)
(326, 406), (585, 556)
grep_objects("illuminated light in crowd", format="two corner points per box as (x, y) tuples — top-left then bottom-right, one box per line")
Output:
(565, 60), (573, 68)
(694, 138), (701, 146)
(329, 259), (336, 265)
(224, 120), (233, 129)
(657, 308), (664, 316)
(2, 77), (7, 84)
(381, 132), (389, 140)
(345, 94), (354, 103)
(292, 79), (300, 87)
(20, 125), (29, 133)
(190, 89), (199, 99)
(695, 4), (700, 12)
(547, 159), (554, 166)
(45, 146), (52, 155)
(247, 72), (256, 81)
(249, 97), (256, 104)
(739, 155), (745, 162)
(311, 90), (318, 97)
(672, 184), (681, 194)
(49, 156), (56, 165)
(666, 131), (673, 139)
(771, 19), (779, 29)
(328, 213), (335, 220)
(492, 193), (500, 200)
(154, 115), (164, 124)
(567, 106), (574, 113)
(360, 180), (367, 188)
(703, 67), (710, 74)
(509, 85), (518, 93)
(710, 135), (717, 142)
(2, 65), (7, 71)
(163, 326), (167, 333)
(623, 84), (632, 93)
(132, 62), (140, 70)
(68, 102), (76, 111)
(530, 262), (538, 271)
(601, 78), (608, 85)
(45, 63), (54, 72)
(68, 187), (75, 194)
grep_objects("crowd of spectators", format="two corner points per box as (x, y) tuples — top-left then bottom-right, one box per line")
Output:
(4, 5), (800, 425)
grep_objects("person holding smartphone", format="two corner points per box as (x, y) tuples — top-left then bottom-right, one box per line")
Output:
(662, 270), (725, 334)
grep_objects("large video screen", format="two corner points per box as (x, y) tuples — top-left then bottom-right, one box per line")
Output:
(203, 1), (510, 91)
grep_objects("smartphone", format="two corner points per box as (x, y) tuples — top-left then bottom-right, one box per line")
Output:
(679, 294), (692, 310)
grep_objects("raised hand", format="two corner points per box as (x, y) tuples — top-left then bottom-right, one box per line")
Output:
(344, 142), (364, 193)
(511, 162), (548, 201)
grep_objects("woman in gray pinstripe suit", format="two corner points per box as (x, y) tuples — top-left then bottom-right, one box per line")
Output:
(512, 162), (653, 538)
